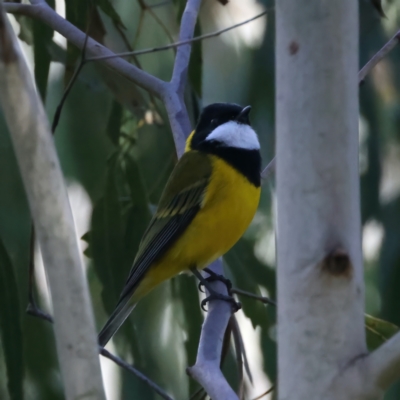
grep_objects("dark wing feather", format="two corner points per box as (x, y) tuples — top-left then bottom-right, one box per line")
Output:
(118, 151), (212, 301)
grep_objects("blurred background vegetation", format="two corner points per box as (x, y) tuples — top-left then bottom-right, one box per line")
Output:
(0, 0), (399, 398)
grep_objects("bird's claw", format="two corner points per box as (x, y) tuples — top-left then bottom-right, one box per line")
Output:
(203, 268), (233, 291)
(198, 281), (206, 293)
(200, 293), (242, 312)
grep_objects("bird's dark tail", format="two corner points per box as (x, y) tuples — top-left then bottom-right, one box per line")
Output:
(98, 298), (136, 347)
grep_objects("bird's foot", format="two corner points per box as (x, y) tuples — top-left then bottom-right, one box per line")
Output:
(190, 267), (241, 312)
(197, 267), (232, 292)
(200, 290), (241, 312)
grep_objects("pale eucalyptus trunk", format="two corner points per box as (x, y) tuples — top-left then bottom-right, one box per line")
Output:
(276, 0), (366, 399)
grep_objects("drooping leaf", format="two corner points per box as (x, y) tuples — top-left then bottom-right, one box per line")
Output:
(95, 0), (126, 29)
(122, 154), (152, 263)
(379, 196), (400, 327)
(32, 0), (55, 100)
(64, 0), (90, 83)
(15, 16), (33, 45)
(88, 153), (127, 314)
(370, 0), (386, 17)
(365, 314), (399, 351)
(106, 100), (123, 147)
(172, 0), (186, 21)
(0, 237), (24, 400)
(87, 148), (151, 341)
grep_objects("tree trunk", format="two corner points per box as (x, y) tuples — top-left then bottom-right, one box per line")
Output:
(275, 1), (365, 399)
(0, 7), (105, 399)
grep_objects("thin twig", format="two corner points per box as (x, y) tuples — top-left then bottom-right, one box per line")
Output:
(51, 11), (92, 133)
(51, 61), (86, 133)
(261, 157), (275, 181)
(252, 386), (274, 400)
(100, 348), (173, 400)
(86, 10), (270, 62)
(359, 29), (400, 84)
(23, 302), (171, 399)
(231, 288), (276, 307)
(113, 21), (143, 69)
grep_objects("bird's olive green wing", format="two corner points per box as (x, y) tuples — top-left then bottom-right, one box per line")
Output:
(118, 151), (212, 301)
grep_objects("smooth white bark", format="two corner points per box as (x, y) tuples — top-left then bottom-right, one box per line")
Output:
(0, 7), (105, 400)
(187, 259), (238, 400)
(276, 1), (365, 399)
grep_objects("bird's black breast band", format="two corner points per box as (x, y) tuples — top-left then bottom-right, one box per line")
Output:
(196, 142), (261, 187)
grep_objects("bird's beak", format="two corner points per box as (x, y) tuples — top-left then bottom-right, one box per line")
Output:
(236, 106), (251, 124)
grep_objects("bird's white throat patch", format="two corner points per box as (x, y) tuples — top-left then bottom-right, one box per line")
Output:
(205, 121), (260, 150)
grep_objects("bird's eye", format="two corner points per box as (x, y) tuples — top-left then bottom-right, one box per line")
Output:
(211, 118), (218, 127)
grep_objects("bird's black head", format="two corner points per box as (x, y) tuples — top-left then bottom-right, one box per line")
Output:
(187, 103), (261, 187)
(189, 103), (252, 150)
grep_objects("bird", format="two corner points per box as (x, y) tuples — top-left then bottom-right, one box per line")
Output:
(98, 103), (262, 347)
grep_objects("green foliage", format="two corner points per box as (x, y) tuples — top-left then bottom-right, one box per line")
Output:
(86, 151), (152, 315)
(0, 237), (24, 400)
(96, 0), (126, 29)
(33, 0), (55, 100)
(366, 314), (399, 351)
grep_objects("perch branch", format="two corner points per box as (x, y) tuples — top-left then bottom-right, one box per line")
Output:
(160, 0), (203, 155)
(171, 0), (202, 97)
(187, 259), (239, 400)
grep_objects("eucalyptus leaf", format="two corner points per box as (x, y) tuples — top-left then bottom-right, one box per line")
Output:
(0, 237), (24, 400)
(88, 153), (127, 314)
(33, 0), (54, 100)
(365, 314), (399, 351)
(96, 0), (126, 29)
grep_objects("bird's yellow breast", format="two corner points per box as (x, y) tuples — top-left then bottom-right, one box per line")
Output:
(132, 155), (260, 301)
(180, 155), (261, 266)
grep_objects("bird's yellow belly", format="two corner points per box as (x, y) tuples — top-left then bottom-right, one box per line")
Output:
(132, 156), (260, 301)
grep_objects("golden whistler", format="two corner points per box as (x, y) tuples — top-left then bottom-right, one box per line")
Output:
(98, 103), (261, 346)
